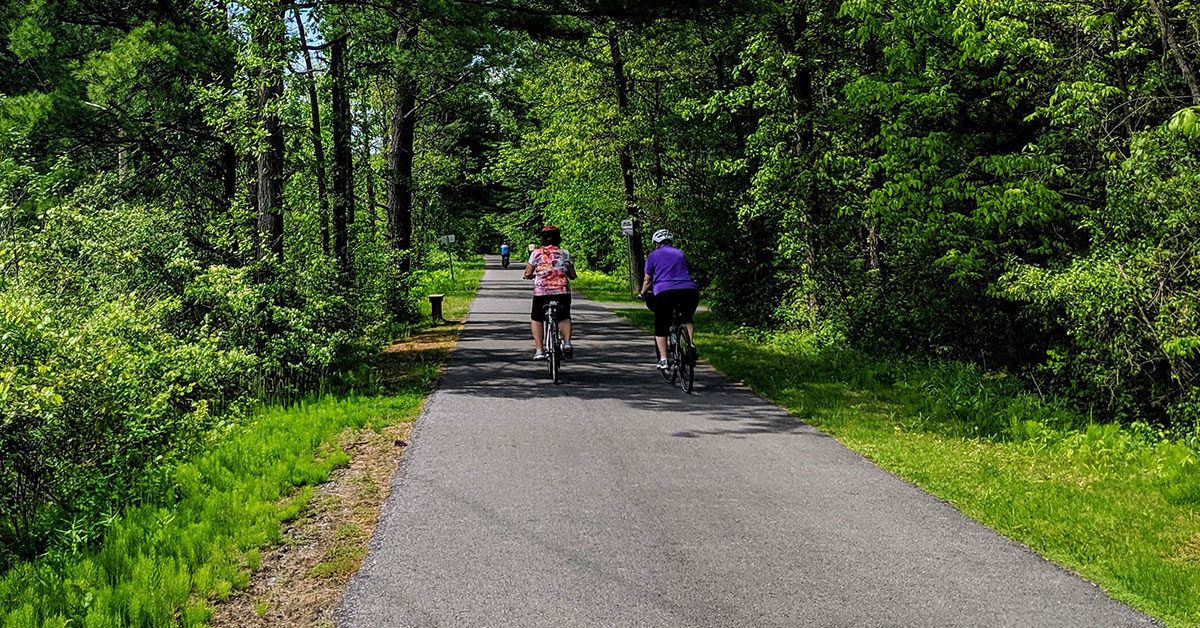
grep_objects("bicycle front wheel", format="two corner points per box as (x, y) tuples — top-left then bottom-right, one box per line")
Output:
(548, 324), (562, 384)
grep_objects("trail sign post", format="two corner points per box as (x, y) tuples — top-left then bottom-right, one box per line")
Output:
(438, 234), (456, 282)
(620, 219), (637, 295)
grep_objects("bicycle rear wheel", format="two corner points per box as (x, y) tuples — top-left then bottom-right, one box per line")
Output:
(547, 321), (562, 384)
(665, 329), (681, 385)
(676, 326), (695, 393)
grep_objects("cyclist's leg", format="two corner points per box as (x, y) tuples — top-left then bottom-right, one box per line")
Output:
(676, 289), (701, 344)
(532, 321), (544, 351)
(531, 296), (547, 352)
(558, 295), (572, 344)
(652, 290), (672, 360)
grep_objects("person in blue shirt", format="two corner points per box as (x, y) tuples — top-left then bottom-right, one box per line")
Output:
(500, 240), (511, 268)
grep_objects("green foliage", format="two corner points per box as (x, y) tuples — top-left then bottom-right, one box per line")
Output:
(1001, 128), (1200, 425)
(0, 394), (423, 628)
(485, 0), (1200, 432)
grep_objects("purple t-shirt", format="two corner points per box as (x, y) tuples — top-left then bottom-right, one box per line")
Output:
(644, 245), (697, 295)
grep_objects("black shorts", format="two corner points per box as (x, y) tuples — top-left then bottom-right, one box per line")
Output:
(531, 294), (572, 322)
(651, 289), (699, 337)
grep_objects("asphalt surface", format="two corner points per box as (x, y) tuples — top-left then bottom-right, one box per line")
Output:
(338, 257), (1159, 627)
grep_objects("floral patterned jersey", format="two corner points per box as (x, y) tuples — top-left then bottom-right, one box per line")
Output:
(528, 246), (573, 296)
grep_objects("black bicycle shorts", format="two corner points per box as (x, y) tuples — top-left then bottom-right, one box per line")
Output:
(531, 294), (572, 322)
(651, 288), (700, 337)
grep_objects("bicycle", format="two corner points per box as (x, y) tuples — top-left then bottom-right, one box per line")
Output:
(501, 253), (510, 269)
(542, 299), (565, 384)
(640, 293), (697, 393)
(661, 305), (696, 393)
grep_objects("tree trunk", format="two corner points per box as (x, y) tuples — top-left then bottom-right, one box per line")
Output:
(245, 154), (257, 259)
(386, 24), (418, 273)
(863, 34), (882, 274)
(360, 97), (378, 238)
(331, 34), (353, 276)
(652, 80), (664, 201)
(608, 29), (646, 285)
(256, 2), (285, 262)
(1107, 2), (1135, 136)
(779, 1), (819, 312)
(1148, 0), (1200, 104)
(292, 5), (331, 255)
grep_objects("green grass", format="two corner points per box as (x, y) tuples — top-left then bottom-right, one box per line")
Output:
(0, 395), (422, 628)
(617, 308), (1200, 628)
(415, 254), (484, 323)
(306, 524), (369, 579)
(0, 264), (485, 628)
(572, 269), (640, 303)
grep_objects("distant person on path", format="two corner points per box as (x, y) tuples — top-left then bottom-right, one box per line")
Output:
(524, 225), (576, 360)
(500, 240), (511, 268)
(640, 229), (699, 370)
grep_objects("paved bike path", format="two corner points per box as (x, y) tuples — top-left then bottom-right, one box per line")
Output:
(339, 257), (1158, 627)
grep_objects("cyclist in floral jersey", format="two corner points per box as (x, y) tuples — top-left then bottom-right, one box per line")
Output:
(524, 225), (576, 360)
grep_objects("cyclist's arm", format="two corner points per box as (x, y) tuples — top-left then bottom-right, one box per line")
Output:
(640, 273), (653, 295)
(523, 262), (535, 279)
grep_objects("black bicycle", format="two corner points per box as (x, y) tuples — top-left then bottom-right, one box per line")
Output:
(501, 253), (510, 269)
(542, 299), (565, 384)
(641, 293), (696, 393)
(661, 305), (696, 393)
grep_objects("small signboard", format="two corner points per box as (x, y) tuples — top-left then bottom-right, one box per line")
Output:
(620, 219), (634, 236)
(437, 234), (456, 245)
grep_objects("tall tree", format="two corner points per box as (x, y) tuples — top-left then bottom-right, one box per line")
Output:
(385, 22), (419, 272)
(292, 4), (332, 254)
(331, 33), (354, 275)
(608, 28), (646, 283)
(255, 0), (286, 261)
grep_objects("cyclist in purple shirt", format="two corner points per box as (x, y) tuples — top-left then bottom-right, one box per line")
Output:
(639, 229), (700, 370)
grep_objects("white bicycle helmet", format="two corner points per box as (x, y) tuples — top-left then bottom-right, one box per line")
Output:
(652, 228), (673, 243)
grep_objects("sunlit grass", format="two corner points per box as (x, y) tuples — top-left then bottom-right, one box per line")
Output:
(573, 269), (640, 303)
(619, 308), (1200, 628)
(415, 254), (484, 323)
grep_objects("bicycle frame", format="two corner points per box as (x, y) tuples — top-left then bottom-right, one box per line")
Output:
(660, 303), (695, 393)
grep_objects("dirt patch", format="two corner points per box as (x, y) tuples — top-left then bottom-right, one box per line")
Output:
(209, 326), (463, 627)
(208, 421), (411, 628)
(1174, 532), (1200, 564)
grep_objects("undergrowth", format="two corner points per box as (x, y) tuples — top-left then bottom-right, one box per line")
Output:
(0, 394), (423, 627)
(0, 258), (482, 626)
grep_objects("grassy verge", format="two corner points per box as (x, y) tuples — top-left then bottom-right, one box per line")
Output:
(0, 263), (483, 628)
(414, 254), (484, 323)
(616, 308), (1200, 628)
(572, 269), (640, 303)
